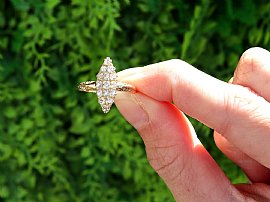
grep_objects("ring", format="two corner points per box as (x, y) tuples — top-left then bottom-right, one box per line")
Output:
(78, 57), (136, 113)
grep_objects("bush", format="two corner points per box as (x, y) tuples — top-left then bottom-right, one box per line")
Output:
(0, 0), (269, 201)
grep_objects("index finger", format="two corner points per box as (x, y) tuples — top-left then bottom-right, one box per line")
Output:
(118, 59), (270, 168)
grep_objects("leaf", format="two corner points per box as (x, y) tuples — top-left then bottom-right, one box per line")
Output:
(0, 186), (9, 198)
(10, 0), (30, 11)
(46, 0), (60, 10)
(21, 118), (34, 130)
(81, 147), (90, 158)
(0, 143), (12, 161)
(14, 149), (27, 166)
(3, 106), (17, 118)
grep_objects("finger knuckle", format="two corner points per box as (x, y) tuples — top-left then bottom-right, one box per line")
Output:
(222, 86), (259, 134)
(222, 84), (270, 135)
(168, 58), (182, 65)
(167, 59), (189, 69)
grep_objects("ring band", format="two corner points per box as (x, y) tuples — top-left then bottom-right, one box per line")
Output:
(77, 57), (136, 113)
(78, 81), (136, 93)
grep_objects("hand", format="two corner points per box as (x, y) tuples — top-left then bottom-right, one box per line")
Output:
(115, 47), (270, 202)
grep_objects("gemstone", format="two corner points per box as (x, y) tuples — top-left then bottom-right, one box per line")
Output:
(107, 98), (114, 104)
(108, 66), (115, 73)
(110, 73), (117, 80)
(110, 81), (116, 88)
(109, 89), (116, 96)
(100, 66), (107, 72)
(103, 57), (112, 65)
(97, 89), (102, 97)
(104, 73), (110, 80)
(103, 81), (110, 89)
(98, 97), (105, 105)
(103, 89), (109, 97)
(102, 106), (110, 113)
(96, 81), (102, 88)
(97, 73), (103, 79)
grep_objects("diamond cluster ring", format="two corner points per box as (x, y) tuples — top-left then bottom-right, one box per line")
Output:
(78, 57), (136, 113)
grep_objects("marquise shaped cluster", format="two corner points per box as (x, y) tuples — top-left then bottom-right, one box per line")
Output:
(96, 57), (117, 113)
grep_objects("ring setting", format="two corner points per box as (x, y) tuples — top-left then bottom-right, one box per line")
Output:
(78, 57), (136, 113)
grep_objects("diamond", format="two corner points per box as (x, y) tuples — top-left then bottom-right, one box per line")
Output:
(110, 81), (116, 89)
(103, 89), (109, 97)
(102, 106), (110, 113)
(108, 66), (115, 73)
(103, 57), (112, 66)
(100, 66), (107, 72)
(97, 73), (104, 80)
(98, 97), (105, 105)
(96, 81), (102, 88)
(103, 81), (110, 89)
(110, 73), (117, 80)
(104, 73), (110, 80)
(109, 89), (116, 96)
(107, 98), (114, 104)
(97, 89), (102, 97)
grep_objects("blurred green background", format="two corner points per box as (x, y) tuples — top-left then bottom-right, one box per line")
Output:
(0, 0), (270, 201)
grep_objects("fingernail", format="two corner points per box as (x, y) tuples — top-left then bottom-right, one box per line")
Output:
(115, 93), (149, 130)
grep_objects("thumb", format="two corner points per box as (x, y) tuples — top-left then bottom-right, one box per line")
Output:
(115, 91), (241, 201)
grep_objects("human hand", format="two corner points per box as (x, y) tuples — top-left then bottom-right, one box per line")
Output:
(115, 47), (270, 201)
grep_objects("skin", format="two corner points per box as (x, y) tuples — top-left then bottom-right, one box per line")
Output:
(114, 47), (270, 201)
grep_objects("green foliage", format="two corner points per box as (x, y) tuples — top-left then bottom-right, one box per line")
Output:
(0, 0), (269, 201)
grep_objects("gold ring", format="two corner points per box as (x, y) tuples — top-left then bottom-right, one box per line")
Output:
(78, 57), (136, 113)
